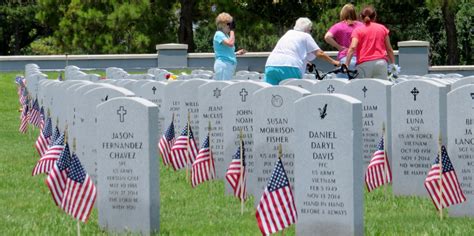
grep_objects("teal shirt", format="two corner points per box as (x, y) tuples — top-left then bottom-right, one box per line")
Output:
(213, 31), (236, 64)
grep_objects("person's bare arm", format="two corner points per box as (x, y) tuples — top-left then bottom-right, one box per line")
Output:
(235, 49), (247, 55)
(221, 31), (235, 47)
(344, 38), (358, 67)
(384, 36), (395, 64)
(314, 49), (340, 66)
(324, 32), (344, 51)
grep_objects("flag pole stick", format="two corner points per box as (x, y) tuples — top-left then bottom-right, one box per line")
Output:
(77, 221), (80, 236)
(278, 144), (282, 160)
(28, 96), (32, 140)
(438, 133), (443, 220)
(239, 129), (244, 215)
(72, 137), (81, 236)
(64, 125), (68, 144)
(168, 113), (174, 170)
(186, 112), (190, 183)
(208, 121), (214, 178)
(208, 121), (214, 196)
(277, 144), (286, 235)
(382, 123), (388, 198)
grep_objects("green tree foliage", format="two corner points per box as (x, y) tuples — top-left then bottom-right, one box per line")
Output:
(35, 0), (176, 54)
(0, 0), (471, 65)
(0, 1), (44, 55)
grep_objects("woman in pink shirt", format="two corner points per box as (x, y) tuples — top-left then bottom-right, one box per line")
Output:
(345, 6), (395, 80)
(324, 3), (363, 79)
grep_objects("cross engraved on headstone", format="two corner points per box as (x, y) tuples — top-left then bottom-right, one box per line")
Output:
(327, 85), (335, 93)
(411, 87), (419, 101)
(362, 86), (368, 98)
(239, 88), (248, 102)
(116, 106), (127, 123)
(213, 88), (221, 98)
(152, 86), (156, 95)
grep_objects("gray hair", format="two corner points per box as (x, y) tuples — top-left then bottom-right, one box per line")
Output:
(293, 17), (312, 32)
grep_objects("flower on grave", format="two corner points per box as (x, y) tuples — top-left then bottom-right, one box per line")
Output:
(165, 73), (177, 80)
(388, 64), (401, 81)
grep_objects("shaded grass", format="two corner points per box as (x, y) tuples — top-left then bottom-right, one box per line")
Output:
(1, 71), (473, 235)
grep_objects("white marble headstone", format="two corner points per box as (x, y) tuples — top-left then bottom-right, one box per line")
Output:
(198, 81), (233, 178)
(251, 85), (310, 205)
(391, 80), (447, 196)
(342, 79), (392, 171)
(311, 79), (349, 94)
(447, 84), (474, 217)
(97, 97), (159, 235)
(222, 81), (270, 194)
(293, 94), (363, 236)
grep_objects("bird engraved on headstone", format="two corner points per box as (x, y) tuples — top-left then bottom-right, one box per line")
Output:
(102, 95), (109, 102)
(411, 87), (419, 101)
(116, 106), (127, 122)
(271, 94), (283, 107)
(318, 104), (328, 119)
(240, 88), (248, 102)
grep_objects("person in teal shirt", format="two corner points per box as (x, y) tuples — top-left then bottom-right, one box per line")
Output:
(213, 12), (246, 80)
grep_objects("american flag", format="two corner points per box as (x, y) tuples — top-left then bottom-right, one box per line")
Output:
(365, 137), (392, 192)
(19, 87), (28, 106)
(15, 75), (25, 87)
(159, 120), (175, 166)
(50, 126), (61, 146)
(225, 141), (246, 200)
(191, 135), (215, 187)
(39, 106), (45, 130)
(35, 117), (53, 158)
(19, 103), (29, 133)
(256, 158), (297, 236)
(46, 143), (71, 206)
(32, 132), (65, 176)
(15, 76), (25, 96)
(170, 124), (198, 171)
(60, 153), (97, 222)
(29, 98), (42, 128)
(424, 145), (466, 210)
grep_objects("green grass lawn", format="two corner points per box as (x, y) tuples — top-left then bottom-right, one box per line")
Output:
(1, 71), (473, 235)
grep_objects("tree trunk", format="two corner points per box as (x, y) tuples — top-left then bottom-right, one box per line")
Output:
(178, 0), (196, 52)
(441, 1), (459, 65)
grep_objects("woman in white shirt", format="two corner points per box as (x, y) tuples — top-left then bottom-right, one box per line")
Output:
(264, 17), (340, 85)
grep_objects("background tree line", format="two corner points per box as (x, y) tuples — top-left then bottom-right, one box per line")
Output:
(0, 0), (472, 65)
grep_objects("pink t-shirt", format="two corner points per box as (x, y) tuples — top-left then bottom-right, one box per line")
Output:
(351, 22), (389, 65)
(328, 21), (363, 60)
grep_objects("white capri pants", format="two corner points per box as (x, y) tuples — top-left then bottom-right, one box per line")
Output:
(214, 59), (236, 80)
(356, 59), (388, 80)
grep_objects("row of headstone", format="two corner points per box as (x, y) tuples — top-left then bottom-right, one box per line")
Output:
(234, 70), (263, 81)
(31, 64), (161, 235)
(24, 64), (47, 100)
(106, 67), (156, 81)
(157, 78), (364, 234)
(28, 63), (474, 235)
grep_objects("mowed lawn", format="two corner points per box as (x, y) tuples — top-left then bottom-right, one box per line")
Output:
(1, 71), (473, 235)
